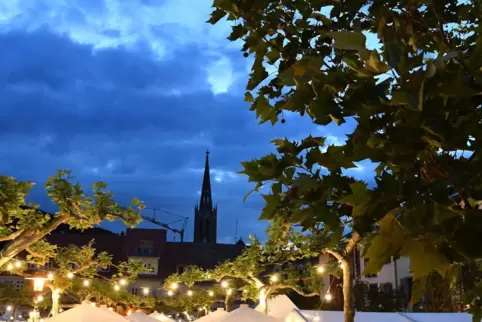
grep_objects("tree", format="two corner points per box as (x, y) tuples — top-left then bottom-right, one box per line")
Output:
(0, 170), (143, 268)
(6, 241), (146, 316)
(164, 223), (325, 314)
(208, 0), (481, 321)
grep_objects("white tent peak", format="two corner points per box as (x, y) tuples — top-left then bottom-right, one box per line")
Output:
(149, 312), (175, 322)
(221, 306), (278, 322)
(126, 312), (160, 322)
(44, 302), (127, 322)
(195, 308), (228, 322)
(255, 295), (298, 320)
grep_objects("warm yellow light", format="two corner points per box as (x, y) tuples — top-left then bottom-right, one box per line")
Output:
(324, 293), (332, 302)
(9, 317), (13, 321)
(119, 279), (127, 286)
(83, 280), (90, 286)
(114, 285), (120, 291)
(6, 305), (12, 311)
(198, 308), (203, 312)
(67, 272), (74, 279)
(226, 289), (232, 296)
(47, 273), (54, 279)
(187, 290), (193, 296)
(33, 278), (46, 292)
(167, 290), (174, 296)
(208, 290), (214, 297)
(171, 283), (179, 290)
(127, 310), (132, 316)
(270, 275), (278, 283)
(90, 303), (96, 307)
(37, 295), (44, 302)
(221, 281), (228, 288)
(7, 264), (13, 270)
(142, 288), (149, 295)
(15, 262), (21, 268)
(317, 266), (325, 274)
(108, 308), (114, 311)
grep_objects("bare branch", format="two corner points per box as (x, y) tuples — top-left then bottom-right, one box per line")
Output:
(0, 230), (23, 242)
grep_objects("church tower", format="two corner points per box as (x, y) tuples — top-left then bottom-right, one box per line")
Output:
(194, 151), (217, 243)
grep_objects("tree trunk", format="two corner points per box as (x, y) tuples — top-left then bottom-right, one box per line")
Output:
(51, 289), (61, 317)
(258, 288), (268, 314)
(342, 255), (355, 322)
(225, 293), (231, 312)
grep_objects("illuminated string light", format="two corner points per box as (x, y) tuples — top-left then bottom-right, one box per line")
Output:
(119, 279), (127, 286)
(316, 266), (325, 274)
(142, 288), (149, 295)
(226, 289), (232, 296)
(15, 262), (21, 268)
(270, 275), (278, 283)
(67, 272), (74, 279)
(114, 285), (120, 291)
(198, 308), (203, 312)
(6, 305), (12, 311)
(171, 283), (179, 290)
(208, 290), (214, 297)
(37, 295), (44, 302)
(324, 293), (332, 302)
(187, 290), (193, 296)
(7, 264), (13, 270)
(47, 273), (54, 279)
(221, 281), (228, 288)
(90, 303), (96, 307)
(167, 290), (174, 296)
(83, 280), (90, 286)
(108, 308), (114, 311)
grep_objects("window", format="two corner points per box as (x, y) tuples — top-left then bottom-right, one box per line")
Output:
(177, 265), (187, 274)
(137, 240), (154, 256)
(380, 283), (393, 294)
(15, 280), (24, 291)
(144, 263), (155, 273)
(131, 288), (139, 295)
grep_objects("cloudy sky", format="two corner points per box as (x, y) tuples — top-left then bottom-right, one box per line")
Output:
(0, 0), (372, 243)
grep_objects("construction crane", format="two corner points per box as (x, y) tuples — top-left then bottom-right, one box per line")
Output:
(141, 207), (188, 242)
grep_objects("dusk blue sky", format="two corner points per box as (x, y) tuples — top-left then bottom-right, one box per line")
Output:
(0, 0), (375, 243)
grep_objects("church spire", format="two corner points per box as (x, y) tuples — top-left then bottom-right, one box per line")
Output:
(199, 150), (212, 210)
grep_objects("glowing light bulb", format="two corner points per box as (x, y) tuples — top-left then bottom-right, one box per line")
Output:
(226, 289), (232, 296)
(198, 308), (203, 311)
(208, 290), (214, 297)
(114, 284), (120, 291)
(7, 264), (13, 270)
(142, 288), (149, 295)
(119, 279), (126, 286)
(67, 272), (74, 279)
(90, 303), (96, 307)
(313, 316), (320, 321)
(108, 308), (114, 311)
(6, 305), (12, 311)
(221, 281), (228, 288)
(324, 293), (332, 302)
(83, 280), (90, 286)
(47, 273), (54, 279)
(127, 310), (132, 316)
(37, 295), (44, 302)
(171, 283), (178, 290)
(270, 275), (278, 282)
(15, 262), (21, 268)
(187, 290), (193, 296)
(167, 290), (174, 296)
(316, 266), (325, 274)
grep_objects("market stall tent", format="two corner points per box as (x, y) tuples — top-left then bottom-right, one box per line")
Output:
(255, 295), (298, 320)
(149, 312), (175, 322)
(126, 312), (161, 322)
(44, 302), (127, 322)
(284, 310), (476, 322)
(220, 305), (279, 322)
(194, 308), (228, 322)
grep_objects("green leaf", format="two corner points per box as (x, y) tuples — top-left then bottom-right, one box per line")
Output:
(244, 92), (254, 103)
(317, 146), (356, 170)
(401, 240), (450, 280)
(411, 277), (427, 304)
(326, 31), (366, 51)
(207, 9), (227, 25)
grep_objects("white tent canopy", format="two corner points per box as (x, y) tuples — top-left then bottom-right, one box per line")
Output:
(195, 308), (228, 322)
(221, 306), (279, 322)
(126, 312), (161, 322)
(149, 312), (175, 322)
(255, 295), (298, 320)
(44, 303), (127, 322)
(284, 310), (476, 322)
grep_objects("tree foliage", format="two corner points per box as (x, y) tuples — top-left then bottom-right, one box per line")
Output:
(208, 0), (482, 320)
(0, 170), (143, 268)
(164, 223), (324, 314)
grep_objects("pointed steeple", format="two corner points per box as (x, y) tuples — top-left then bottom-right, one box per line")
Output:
(199, 150), (212, 210)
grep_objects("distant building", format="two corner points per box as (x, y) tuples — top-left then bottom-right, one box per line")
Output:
(0, 152), (245, 299)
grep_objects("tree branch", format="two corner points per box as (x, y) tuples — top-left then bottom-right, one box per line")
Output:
(0, 230), (23, 242)
(345, 232), (360, 255)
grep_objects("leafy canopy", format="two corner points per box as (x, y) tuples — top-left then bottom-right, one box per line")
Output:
(208, 0), (482, 313)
